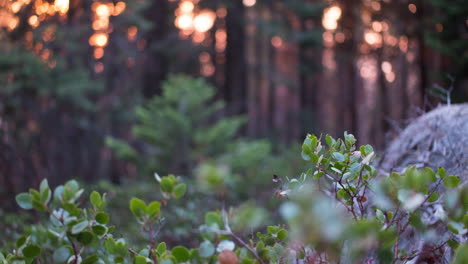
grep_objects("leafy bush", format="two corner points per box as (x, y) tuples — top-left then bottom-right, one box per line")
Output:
(3, 133), (467, 264)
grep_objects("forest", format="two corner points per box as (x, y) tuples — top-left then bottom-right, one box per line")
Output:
(0, 0), (467, 263)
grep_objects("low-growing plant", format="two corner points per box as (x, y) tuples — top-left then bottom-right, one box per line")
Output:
(2, 133), (467, 264)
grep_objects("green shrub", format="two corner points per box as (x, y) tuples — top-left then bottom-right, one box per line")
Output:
(106, 75), (246, 176)
(3, 133), (467, 264)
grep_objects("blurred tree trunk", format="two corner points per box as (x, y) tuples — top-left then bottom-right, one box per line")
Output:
(246, 6), (259, 137)
(337, 0), (358, 136)
(416, 0), (427, 109)
(142, 0), (169, 98)
(225, 2), (246, 115)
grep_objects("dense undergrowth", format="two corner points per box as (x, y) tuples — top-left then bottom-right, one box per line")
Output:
(1, 132), (467, 264)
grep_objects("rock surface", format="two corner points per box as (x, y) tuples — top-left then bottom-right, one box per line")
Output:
(380, 103), (468, 180)
(379, 104), (468, 264)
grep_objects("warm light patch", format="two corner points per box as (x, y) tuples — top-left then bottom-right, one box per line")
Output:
(371, 21), (382, 32)
(199, 52), (211, 63)
(201, 64), (215, 76)
(435, 23), (443, 32)
(384, 35), (398, 46)
(94, 62), (104, 73)
(127, 26), (138, 41)
(399, 36), (408, 52)
(271, 36), (283, 48)
(174, 1), (217, 42)
(408, 4), (417, 13)
(322, 5), (342, 31)
(180, 1), (194, 13)
(364, 30), (382, 47)
(335, 32), (345, 43)
(359, 58), (377, 80)
(215, 29), (227, 52)
(54, 0), (69, 15)
(96, 4), (111, 17)
(92, 19), (109, 30)
(89, 33), (109, 47)
(192, 31), (206, 43)
(381, 61), (392, 73)
(11, 2), (22, 13)
(323, 31), (334, 47)
(28, 15), (40, 28)
(175, 14), (194, 31)
(113, 2), (126, 16)
(94, 47), (104, 59)
(371, 1), (381, 11)
(193, 10), (216, 33)
(217, 8), (227, 18)
(385, 72), (395, 83)
(243, 0), (256, 7)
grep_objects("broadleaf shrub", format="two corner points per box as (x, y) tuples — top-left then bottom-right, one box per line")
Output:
(2, 133), (466, 263)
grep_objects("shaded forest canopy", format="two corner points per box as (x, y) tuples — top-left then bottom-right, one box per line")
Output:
(0, 0), (467, 192)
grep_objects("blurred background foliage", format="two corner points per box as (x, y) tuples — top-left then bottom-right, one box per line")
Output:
(0, 0), (467, 251)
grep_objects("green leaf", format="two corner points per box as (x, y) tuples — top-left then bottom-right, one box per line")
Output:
(267, 226), (277, 234)
(277, 229), (288, 240)
(359, 145), (371, 156)
(16, 236), (27, 248)
(32, 199), (47, 211)
(173, 183), (187, 199)
(23, 244), (41, 258)
(424, 167), (437, 182)
(134, 255), (148, 264)
(156, 242), (167, 255)
(447, 239), (459, 250)
(30, 189), (41, 201)
(160, 178), (174, 193)
(337, 189), (350, 200)
(146, 201), (161, 219)
(129, 198), (147, 218)
(443, 175), (460, 188)
(325, 134), (334, 146)
(313, 171), (324, 180)
(92, 225), (107, 236)
(104, 237), (116, 253)
(53, 247), (71, 263)
(332, 152), (345, 162)
(205, 212), (222, 228)
(452, 244), (468, 264)
(301, 150), (311, 161)
(199, 241), (215, 258)
(437, 167), (446, 178)
(161, 260), (174, 264)
(82, 255), (99, 264)
(40, 187), (51, 204)
(77, 231), (95, 245)
(344, 132), (356, 148)
(90, 191), (102, 208)
(16, 193), (33, 210)
(95, 212), (110, 224)
(39, 179), (48, 194)
(409, 213), (424, 231)
(39, 179), (51, 204)
(72, 220), (89, 234)
(172, 246), (190, 262)
(65, 180), (79, 192)
(54, 186), (64, 201)
(428, 192), (439, 203)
